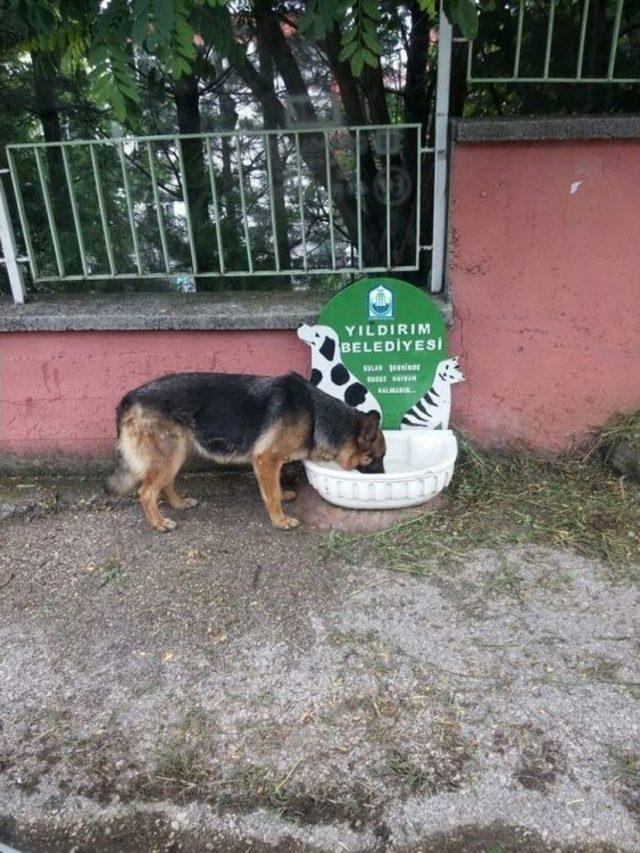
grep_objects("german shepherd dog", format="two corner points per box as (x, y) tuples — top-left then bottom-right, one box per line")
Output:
(106, 371), (386, 532)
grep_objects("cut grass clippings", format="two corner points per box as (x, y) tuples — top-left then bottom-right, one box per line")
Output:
(322, 427), (640, 584)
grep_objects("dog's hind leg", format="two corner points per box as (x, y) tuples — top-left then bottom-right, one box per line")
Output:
(139, 447), (188, 532)
(139, 469), (177, 532)
(120, 407), (189, 532)
(253, 453), (300, 530)
(141, 434), (191, 531)
(162, 480), (198, 510)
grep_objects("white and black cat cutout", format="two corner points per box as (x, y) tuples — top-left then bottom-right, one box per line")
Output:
(401, 357), (464, 430)
(297, 323), (382, 417)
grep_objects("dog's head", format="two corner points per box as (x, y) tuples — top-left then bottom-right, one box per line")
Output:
(437, 357), (465, 385)
(297, 324), (340, 363)
(336, 411), (386, 474)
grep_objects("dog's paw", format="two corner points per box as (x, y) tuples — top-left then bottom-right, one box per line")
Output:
(273, 515), (300, 530)
(282, 490), (297, 502)
(156, 517), (177, 532)
(181, 497), (199, 509)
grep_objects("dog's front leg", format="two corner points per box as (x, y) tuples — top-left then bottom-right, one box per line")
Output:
(252, 453), (300, 530)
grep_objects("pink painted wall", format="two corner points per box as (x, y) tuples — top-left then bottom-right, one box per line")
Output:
(449, 138), (640, 450)
(0, 330), (308, 456)
(1, 138), (639, 458)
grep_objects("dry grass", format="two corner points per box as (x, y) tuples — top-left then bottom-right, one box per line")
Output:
(322, 420), (640, 584)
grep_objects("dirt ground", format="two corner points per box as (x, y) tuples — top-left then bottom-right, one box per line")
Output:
(0, 470), (639, 852)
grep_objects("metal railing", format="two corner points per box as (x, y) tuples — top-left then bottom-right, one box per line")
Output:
(467, 0), (639, 84)
(0, 168), (28, 303)
(2, 122), (433, 302)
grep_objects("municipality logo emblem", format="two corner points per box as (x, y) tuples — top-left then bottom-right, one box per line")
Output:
(368, 284), (394, 320)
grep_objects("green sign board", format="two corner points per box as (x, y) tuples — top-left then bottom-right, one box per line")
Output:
(299, 277), (452, 429)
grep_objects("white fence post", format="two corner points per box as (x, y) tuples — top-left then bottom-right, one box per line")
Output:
(0, 169), (27, 304)
(430, 2), (453, 293)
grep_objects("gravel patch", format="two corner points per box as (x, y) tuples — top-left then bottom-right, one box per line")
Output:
(0, 472), (639, 851)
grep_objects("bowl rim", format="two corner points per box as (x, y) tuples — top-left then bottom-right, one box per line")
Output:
(303, 429), (458, 483)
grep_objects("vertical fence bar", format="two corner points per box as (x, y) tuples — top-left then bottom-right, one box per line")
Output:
(607, 0), (624, 80)
(0, 171), (27, 303)
(576, 0), (590, 79)
(90, 145), (116, 276)
(466, 39), (474, 81)
(34, 147), (65, 278)
(356, 128), (363, 269)
(431, 2), (452, 293)
(414, 125), (423, 269)
(294, 132), (308, 272)
(176, 139), (199, 274)
(324, 131), (336, 270)
(263, 132), (281, 272)
(543, 0), (556, 79)
(146, 141), (171, 275)
(6, 148), (38, 282)
(385, 128), (391, 269)
(235, 135), (253, 273)
(60, 146), (88, 276)
(513, 0), (525, 78)
(204, 137), (225, 275)
(117, 142), (143, 275)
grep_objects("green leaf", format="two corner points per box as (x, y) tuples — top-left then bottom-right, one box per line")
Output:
(298, 0), (337, 39)
(111, 88), (127, 121)
(131, 0), (151, 44)
(320, 0), (338, 27)
(175, 56), (192, 75)
(177, 38), (197, 57)
(444, 0), (479, 40)
(361, 28), (381, 54)
(298, 5), (317, 34)
(338, 39), (358, 62)
(89, 45), (109, 65)
(361, 0), (380, 21)
(351, 51), (364, 76)
(361, 47), (377, 67)
(155, 0), (174, 44)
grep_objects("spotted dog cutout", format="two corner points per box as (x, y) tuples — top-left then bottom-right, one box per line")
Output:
(297, 324), (382, 418)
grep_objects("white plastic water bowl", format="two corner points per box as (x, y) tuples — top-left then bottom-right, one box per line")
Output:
(303, 429), (458, 510)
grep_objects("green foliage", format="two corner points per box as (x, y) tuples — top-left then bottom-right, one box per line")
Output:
(339, 0), (381, 76)
(444, 0), (479, 40)
(298, 0), (344, 42)
(300, 0), (477, 77)
(88, 0), (138, 121)
(5, 0), (479, 119)
(418, 0), (437, 14)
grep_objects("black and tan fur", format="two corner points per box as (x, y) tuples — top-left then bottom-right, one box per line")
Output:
(106, 371), (386, 532)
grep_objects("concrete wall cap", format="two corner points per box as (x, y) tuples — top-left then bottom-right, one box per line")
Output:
(453, 115), (640, 143)
(0, 290), (453, 332)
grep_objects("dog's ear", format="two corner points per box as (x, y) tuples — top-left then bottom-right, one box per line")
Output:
(357, 411), (381, 446)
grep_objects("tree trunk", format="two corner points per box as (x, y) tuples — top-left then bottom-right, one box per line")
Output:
(322, 24), (383, 265)
(174, 73), (216, 288)
(256, 8), (291, 271)
(218, 89), (240, 274)
(31, 50), (81, 274)
(245, 8), (360, 250)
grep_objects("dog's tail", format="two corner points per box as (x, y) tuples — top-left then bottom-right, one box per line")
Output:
(105, 459), (137, 496)
(105, 396), (138, 495)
